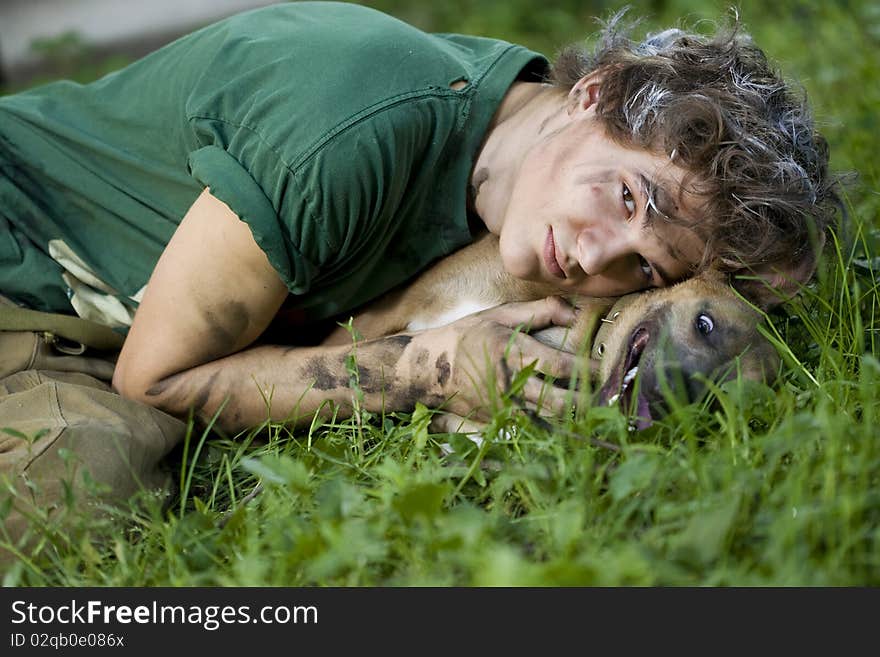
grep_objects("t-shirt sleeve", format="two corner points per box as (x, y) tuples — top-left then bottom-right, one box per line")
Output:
(186, 138), (319, 295)
(185, 92), (441, 302)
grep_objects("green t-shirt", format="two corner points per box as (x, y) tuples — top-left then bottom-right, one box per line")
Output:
(0, 1), (547, 330)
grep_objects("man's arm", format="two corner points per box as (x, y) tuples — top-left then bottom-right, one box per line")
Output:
(112, 189), (276, 426)
(114, 189), (581, 433)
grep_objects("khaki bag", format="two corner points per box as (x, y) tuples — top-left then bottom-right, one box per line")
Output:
(0, 300), (185, 569)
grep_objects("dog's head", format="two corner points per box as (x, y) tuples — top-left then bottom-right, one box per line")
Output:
(554, 272), (780, 428)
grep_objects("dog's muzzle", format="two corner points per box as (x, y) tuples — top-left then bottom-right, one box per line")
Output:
(590, 292), (643, 361)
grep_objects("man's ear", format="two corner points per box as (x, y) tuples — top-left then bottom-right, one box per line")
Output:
(732, 232), (826, 309)
(568, 72), (604, 115)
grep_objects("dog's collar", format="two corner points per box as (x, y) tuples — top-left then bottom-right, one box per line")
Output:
(591, 292), (643, 361)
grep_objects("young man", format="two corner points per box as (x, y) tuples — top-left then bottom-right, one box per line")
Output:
(0, 3), (837, 556)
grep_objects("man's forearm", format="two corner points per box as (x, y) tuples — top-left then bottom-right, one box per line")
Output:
(141, 334), (448, 433)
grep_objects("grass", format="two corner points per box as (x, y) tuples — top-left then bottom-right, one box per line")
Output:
(1, 0), (879, 585)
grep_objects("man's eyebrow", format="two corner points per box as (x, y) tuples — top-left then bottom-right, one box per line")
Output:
(639, 173), (680, 224)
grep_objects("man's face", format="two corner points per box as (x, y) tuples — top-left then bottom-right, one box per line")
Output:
(497, 115), (706, 297)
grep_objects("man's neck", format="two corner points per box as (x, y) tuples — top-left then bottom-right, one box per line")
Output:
(469, 82), (568, 233)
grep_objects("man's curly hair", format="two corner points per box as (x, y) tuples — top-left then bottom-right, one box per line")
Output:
(549, 10), (840, 286)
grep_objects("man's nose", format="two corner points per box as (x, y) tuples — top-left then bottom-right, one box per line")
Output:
(575, 225), (631, 277)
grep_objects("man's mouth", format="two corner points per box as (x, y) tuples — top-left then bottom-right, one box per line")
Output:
(544, 227), (566, 279)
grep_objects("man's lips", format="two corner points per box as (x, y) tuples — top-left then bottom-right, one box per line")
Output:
(544, 227), (566, 279)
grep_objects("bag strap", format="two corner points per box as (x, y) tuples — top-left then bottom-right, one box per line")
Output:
(0, 303), (125, 351)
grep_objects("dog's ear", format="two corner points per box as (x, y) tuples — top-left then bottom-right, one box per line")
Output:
(731, 232), (825, 309)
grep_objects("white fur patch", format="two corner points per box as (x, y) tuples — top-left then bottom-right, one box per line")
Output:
(407, 299), (495, 331)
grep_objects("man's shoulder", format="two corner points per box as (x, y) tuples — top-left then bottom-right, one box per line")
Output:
(202, 2), (523, 86)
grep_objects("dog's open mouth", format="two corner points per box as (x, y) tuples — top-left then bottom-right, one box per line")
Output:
(598, 326), (653, 430)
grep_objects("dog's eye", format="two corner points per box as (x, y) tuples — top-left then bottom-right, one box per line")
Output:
(695, 313), (715, 336)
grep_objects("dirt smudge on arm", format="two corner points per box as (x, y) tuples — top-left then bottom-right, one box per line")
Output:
(435, 352), (451, 387)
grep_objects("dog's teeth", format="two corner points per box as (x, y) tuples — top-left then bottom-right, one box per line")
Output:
(623, 366), (639, 386)
(607, 393), (620, 406)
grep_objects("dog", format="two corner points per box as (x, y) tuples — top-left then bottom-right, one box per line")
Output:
(321, 232), (780, 430)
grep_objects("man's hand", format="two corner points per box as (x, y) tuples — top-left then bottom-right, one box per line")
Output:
(403, 296), (595, 422)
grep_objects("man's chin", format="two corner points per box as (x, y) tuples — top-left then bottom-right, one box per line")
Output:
(497, 241), (535, 281)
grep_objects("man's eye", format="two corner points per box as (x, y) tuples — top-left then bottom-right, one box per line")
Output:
(622, 183), (636, 217)
(638, 255), (653, 281)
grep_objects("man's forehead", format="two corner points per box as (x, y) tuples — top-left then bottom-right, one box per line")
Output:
(658, 216), (707, 276)
(643, 169), (707, 276)
(641, 162), (697, 221)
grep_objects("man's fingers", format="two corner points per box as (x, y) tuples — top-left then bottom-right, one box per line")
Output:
(479, 296), (575, 330)
(519, 377), (573, 413)
(506, 332), (589, 380)
(430, 412), (485, 435)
